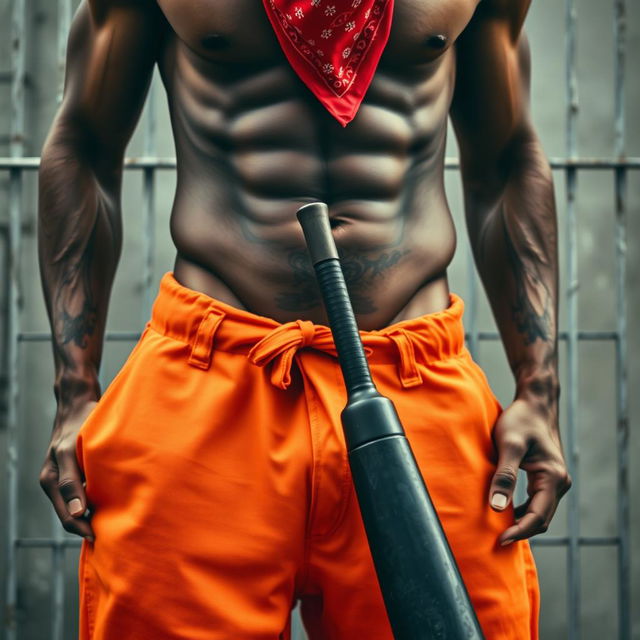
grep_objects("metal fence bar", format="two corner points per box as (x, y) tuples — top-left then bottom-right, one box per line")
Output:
(3, 0), (26, 637)
(1, 157), (640, 171)
(12, 329), (622, 343)
(465, 245), (479, 360)
(12, 534), (620, 549)
(613, 2), (630, 638)
(20, 331), (143, 342)
(565, 0), (581, 637)
(142, 80), (157, 325)
(56, 0), (71, 104)
(3, 179), (21, 640)
(50, 541), (65, 640)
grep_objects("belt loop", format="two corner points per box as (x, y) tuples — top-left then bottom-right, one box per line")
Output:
(188, 307), (226, 370)
(388, 330), (423, 388)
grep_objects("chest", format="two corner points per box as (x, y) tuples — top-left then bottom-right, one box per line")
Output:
(157, 0), (480, 66)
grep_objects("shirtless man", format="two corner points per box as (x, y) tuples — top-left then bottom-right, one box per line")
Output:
(37, 0), (571, 637)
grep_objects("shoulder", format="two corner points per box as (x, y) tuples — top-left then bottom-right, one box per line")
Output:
(471, 0), (531, 39)
(476, 0), (530, 18)
(87, 0), (157, 23)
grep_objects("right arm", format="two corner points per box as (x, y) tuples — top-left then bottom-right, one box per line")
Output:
(37, 0), (163, 539)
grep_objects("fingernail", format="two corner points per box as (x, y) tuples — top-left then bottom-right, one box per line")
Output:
(67, 498), (83, 516)
(501, 538), (515, 547)
(491, 493), (508, 510)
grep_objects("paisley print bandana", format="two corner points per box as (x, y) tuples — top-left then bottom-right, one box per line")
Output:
(262, 0), (394, 126)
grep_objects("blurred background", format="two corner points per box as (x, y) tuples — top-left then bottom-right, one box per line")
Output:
(0, 0), (638, 638)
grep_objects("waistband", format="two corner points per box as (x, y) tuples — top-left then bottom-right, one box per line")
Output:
(148, 272), (466, 389)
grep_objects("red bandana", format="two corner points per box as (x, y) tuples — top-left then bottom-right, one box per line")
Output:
(262, 0), (394, 127)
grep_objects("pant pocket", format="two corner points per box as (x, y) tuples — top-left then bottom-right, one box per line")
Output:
(75, 324), (151, 473)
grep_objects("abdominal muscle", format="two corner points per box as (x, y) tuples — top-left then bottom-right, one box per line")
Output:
(170, 178), (457, 331)
(163, 38), (458, 331)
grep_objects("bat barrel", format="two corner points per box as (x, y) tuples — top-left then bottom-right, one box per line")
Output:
(349, 433), (484, 639)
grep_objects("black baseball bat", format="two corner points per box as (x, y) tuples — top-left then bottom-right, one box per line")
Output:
(297, 202), (484, 640)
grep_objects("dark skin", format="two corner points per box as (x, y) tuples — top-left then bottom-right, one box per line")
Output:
(38, 0), (570, 550)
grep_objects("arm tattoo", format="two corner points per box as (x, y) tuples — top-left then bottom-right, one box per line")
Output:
(502, 214), (553, 346)
(60, 297), (98, 348)
(53, 233), (99, 351)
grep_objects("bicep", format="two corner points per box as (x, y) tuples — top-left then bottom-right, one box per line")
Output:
(56, 0), (163, 165)
(450, 2), (533, 186)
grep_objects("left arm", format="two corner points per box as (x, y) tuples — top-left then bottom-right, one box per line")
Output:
(450, 0), (571, 545)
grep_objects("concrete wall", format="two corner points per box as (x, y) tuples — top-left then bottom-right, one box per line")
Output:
(1, 0), (638, 638)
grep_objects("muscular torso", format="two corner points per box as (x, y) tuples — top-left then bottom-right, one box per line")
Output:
(155, 0), (480, 329)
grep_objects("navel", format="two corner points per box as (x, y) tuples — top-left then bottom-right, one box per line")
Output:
(201, 33), (230, 50)
(426, 34), (447, 49)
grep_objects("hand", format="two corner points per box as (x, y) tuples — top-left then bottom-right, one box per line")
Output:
(39, 400), (98, 541)
(488, 397), (571, 545)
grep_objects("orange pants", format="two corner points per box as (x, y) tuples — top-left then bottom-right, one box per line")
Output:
(76, 271), (539, 639)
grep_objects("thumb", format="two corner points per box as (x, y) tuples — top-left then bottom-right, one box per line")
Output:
(489, 436), (526, 511)
(56, 447), (88, 517)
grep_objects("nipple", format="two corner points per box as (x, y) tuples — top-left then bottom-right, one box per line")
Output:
(426, 34), (447, 49)
(202, 33), (229, 50)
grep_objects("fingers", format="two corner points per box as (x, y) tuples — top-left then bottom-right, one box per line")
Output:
(499, 463), (572, 545)
(39, 451), (94, 541)
(489, 435), (526, 512)
(499, 485), (555, 546)
(513, 498), (530, 520)
(489, 398), (572, 545)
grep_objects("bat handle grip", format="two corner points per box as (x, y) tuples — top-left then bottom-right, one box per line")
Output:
(313, 258), (375, 395)
(297, 202), (375, 396)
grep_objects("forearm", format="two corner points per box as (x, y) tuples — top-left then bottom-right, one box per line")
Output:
(465, 132), (559, 415)
(37, 118), (123, 410)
